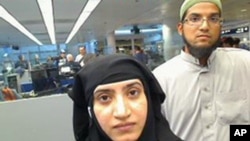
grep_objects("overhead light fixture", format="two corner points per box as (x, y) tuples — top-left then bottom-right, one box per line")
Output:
(115, 28), (162, 35)
(0, 5), (43, 45)
(241, 9), (247, 12)
(37, 0), (56, 44)
(114, 30), (131, 35)
(65, 0), (102, 44)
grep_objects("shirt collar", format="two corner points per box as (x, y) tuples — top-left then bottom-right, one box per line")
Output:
(180, 49), (216, 67)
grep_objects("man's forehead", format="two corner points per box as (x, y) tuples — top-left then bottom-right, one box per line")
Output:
(185, 3), (220, 16)
(80, 47), (85, 50)
(180, 0), (222, 20)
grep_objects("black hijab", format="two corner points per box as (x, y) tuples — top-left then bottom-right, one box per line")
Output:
(68, 54), (181, 141)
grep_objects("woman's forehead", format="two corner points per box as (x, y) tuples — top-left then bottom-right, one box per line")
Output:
(94, 79), (142, 92)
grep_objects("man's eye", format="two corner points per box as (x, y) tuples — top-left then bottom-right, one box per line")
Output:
(210, 17), (219, 22)
(189, 17), (200, 22)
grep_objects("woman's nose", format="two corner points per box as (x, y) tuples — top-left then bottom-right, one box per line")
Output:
(113, 97), (131, 119)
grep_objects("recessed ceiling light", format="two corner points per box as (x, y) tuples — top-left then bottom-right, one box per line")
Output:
(241, 9), (247, 12)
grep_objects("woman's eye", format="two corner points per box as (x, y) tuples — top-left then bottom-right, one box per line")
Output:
(128, 89), (140, 97)
(99, 95), (111, 103)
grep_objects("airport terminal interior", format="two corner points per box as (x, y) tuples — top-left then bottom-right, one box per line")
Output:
(0, 0), (250, 140)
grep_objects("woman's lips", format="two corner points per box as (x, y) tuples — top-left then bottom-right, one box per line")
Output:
(113, 122), (135, 132)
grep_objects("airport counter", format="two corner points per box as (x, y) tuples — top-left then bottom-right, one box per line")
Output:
(0, 94), (74, 141)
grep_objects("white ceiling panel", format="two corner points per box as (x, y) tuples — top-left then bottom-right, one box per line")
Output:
(0, 0), (249, 47)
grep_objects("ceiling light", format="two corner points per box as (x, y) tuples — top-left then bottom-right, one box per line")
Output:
(0, 5), (43, 45)
(65, 0), (102, 44)
(115, 30), (131, 35)
(37, 0), (56, 44)
(241, 9), (247, 12)
(115, 28), (162, 35)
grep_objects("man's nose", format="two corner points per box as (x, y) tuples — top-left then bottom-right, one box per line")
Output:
(199, 18), (210, 30)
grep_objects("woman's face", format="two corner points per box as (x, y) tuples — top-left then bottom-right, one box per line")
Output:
(93, 79), (148, 141)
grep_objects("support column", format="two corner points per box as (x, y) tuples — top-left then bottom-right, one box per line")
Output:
(162, 24), (184, 61)
(106, 31), (116, 54)
(131, 37), (135, 55)
(162, 24), (175, 61)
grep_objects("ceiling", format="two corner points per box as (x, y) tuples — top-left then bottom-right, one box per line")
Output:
(0, 0), (250, 47)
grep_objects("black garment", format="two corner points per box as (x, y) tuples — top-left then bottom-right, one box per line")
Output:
(68, 54), (182, 141)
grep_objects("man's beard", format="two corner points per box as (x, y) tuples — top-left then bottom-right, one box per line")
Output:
(182, 35), (220, 59)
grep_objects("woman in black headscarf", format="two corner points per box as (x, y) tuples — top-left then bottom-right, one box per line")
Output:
(68, 54), (182, 141)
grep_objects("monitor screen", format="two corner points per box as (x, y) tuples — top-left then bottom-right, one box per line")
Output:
(30, 69), (58, 95)
(60, 66), (71, 73)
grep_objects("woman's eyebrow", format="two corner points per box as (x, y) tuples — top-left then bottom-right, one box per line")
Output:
(94, 89), (113, 96)
(125, 82), (142, 88)
(122, 82), (143, 91)
(94, 82), (142, 95)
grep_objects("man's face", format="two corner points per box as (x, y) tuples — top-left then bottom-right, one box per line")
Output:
(20, 55), (25, 61)
(79, 47), (86, 55)
(61, 52), (66, 58)
(67, 55), (74, 62)
(178, 2), (221, 58)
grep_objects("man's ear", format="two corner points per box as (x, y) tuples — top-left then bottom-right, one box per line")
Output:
(177, 22), (183, 36)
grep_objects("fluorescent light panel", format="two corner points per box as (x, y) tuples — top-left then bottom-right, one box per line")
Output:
(37, 0), (56, 44)
(65, 0), (102, 44)
(0, 5), (43, 45)
(115, 28), (162, 35)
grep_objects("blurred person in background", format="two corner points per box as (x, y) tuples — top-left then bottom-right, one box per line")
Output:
(134, 46), (148, 65)
(14, 54), (29, 77)
(221, 36), (234, 47)
(57, 49), (67, 67)
(15, 54), (28, 70)
(233, 37), (240, 48)
(75, 46), (87, 67)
